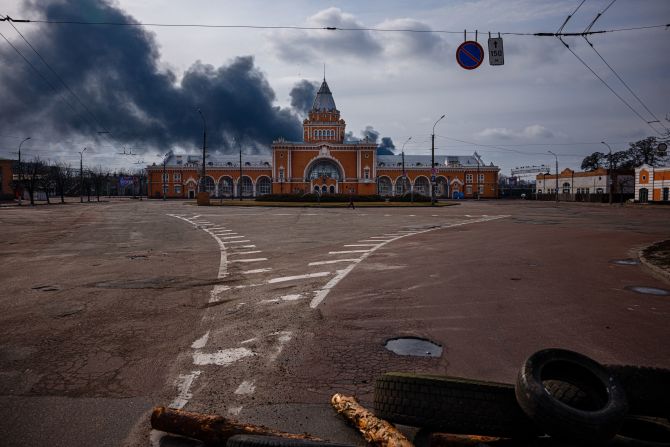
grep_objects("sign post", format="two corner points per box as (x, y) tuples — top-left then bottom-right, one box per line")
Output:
(488, 37), (504, 65)
(456, 41), (484, 70)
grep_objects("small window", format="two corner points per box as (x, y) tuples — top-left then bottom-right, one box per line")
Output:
(245, 162), (251, 166)
(162, 173), (169, 182)
(227, 162), (233, 166)
(364, 153), (369, 159)
(466, 185), (472, 194)
(379, 162), (385, 167)
(174, 173), (181, 182)
(466, 174), (473, 183)
(174, 185), (182, 194)
(478, 185), (484, 194)
(364, 168), (370, 180)
(264, 162), (270, 166)
(208, 162), (213, 166)
(478, 174), (484, 182)
(416, 162), (422, 166)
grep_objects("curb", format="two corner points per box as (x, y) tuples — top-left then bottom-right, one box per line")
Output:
(638, 240), (670, 285)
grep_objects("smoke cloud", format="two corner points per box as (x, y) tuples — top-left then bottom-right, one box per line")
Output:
(289, 80), (318, 116)
(345, 126), (395, 155)
(0, 0), (303, 154)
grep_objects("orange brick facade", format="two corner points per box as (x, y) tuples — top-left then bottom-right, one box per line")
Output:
(147, 79), (499, 199)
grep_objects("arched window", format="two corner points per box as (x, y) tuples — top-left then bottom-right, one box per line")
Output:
(307, 159), (341, 181)
(257, 177), (271, 195)
(364, 167), (370, 180)
(395, 177), (410, 196)
(562, 182), (571, 193)
(414, 177), (430, 196)
(218, 177), (233, 197)
(202, 176), (215, 194)
(329, 185), (335, 194)
(238, 176), (253, 197)
(313, 185), (320, 193)
(321, 185), (327, 194)
(378, 177), (392, 196)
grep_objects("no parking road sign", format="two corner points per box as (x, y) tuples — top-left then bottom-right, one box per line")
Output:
(456, 41), (484, 70)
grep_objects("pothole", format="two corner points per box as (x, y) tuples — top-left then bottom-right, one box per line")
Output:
(385, 337), (442, 357)
(610, 259), (640, 265)
(624, 286), (670, 296)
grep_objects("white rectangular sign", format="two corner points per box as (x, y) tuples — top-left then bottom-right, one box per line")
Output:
(488, 37), (504, 66)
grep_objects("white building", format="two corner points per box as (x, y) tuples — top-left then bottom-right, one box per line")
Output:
(536, 167), (633, 196)
(634, 164), (670, 203)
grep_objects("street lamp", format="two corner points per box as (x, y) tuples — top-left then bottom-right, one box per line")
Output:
(79, 147), (87, 203)
(16, 137), (30, 205)
(601, 141), (613, 205)
(401, 136), (411, 197)
(548, 150), (558, 203)
(431, 114), (446, 205)
(196, 108), (207, 194)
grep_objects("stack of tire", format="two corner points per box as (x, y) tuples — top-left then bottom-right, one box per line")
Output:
(374, 349), (670, 446)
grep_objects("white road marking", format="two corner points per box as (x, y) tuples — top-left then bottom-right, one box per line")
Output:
(238, 245), (256, 248)
(329, 249), (370, 254)
(233, 250), (262, 255)
(344, 244), (378, 247)
(209, 284), (230, 302)
(243, 268), (272, 274)
(280, 294), (303, 301)
(409, 214), (416, 217)
(228, 258), (268, 263)
(221, 235), (244, 239)
(228, 406), (243, 416)
(224, 240), (251, 244)
(191, 331), (210, 349)
(234, 381), (256, 395)
(268, 272), (331, 283)
(431, 214), (438, 217)
(309, 259), (360, 266)
(169, 371), (201, 409)
(310, 215), (509, 308)
(193, 347), (254, 366)
(240, 338), (257, 344)
(269, 331), (292, 362)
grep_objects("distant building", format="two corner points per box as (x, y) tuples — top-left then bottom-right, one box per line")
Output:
(635, 164), (670, 203)
(536, 167), (633, 198)
(147, 79), (499, 199)
(0, 158), (16, 199)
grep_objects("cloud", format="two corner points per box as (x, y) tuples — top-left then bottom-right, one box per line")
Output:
(289, 80), (318, 116)
(0, 0), (302, 154)
(376, 18), (450, 60)
(270, 7), (382, 62)
(477, 124), (558, 140)
(270, 8), (445, 63)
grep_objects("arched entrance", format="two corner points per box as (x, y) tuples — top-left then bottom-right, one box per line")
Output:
(378, 176), (392, 196)
(639, 188), (648, 203)
(435, 176), (449, 198)
(306, 158), (342, 181)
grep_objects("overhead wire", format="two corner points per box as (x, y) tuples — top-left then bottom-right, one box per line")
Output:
(0, 15), (667, 36)
(553, 1), (666, 137)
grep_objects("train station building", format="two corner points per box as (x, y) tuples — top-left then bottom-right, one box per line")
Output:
(147, 79), (499, 199)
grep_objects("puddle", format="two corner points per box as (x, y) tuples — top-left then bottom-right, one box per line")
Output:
(385, 337), (442, 357)
(625, 286), (670, 296)
(610, 259), (640, 265)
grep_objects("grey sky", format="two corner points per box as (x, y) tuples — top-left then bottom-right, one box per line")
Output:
(0, 0), (668, 175)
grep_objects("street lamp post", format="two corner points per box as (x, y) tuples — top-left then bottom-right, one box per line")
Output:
(401, 136), (411, 197)
(16, 137), (30, 205)
(197, 109), (207, 194)
(431, 114), (446, 206)
(239, 142), (243, 201)
(548, 150), (559, 203)
(601, 141), (613, 205)
(79, 148), (87, 203)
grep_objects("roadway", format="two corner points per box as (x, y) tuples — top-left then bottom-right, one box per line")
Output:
(0, 200), (668, 446)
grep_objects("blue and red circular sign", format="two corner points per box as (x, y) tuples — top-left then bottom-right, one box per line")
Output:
(456, 41), (484, 70)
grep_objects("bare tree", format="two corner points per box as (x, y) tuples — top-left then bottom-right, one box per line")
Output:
(50, 162), (74, 204)
(23, 157), (45, 206)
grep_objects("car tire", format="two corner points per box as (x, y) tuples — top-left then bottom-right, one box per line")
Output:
(374, 372), (539, 438)
(515, 348), (628, 443)
(607, 416), (670, 447)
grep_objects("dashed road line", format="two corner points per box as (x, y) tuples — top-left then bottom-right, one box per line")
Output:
(233, 250), (262, 255)
(224, 240), (251, 244)
(309, 259), (360, 266)
(169, 371), (201, 409)
(344, 244), (379, 247)
(242, 268), (272, 274)
(329, 249), (370, 254)
(267, 272), (331, 284)
(228, 258), (268, 263)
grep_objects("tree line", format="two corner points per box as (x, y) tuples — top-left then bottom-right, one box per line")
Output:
(12, 157), (147, 206)
(580, 136), (669, 172)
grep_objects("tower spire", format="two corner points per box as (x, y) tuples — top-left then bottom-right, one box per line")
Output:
(323, 63), (326, 81)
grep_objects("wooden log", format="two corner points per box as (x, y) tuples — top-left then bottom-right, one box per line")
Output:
(151, 406), (322, 445)
(330, 394), (414, 447)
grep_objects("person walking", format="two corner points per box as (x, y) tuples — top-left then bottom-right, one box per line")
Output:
(348, 188), (355, 210)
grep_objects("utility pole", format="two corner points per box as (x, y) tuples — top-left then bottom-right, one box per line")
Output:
(431, 114), (446, 206)
(401, 136), (411, 197)
(601, 141), (613, 205)
(548, 150), (558, 203)
(239, 141), (243, 201)
(16, 137), (30, 205)
(79, 147), (87, 203)
(197, 109), (207, 194)
(158, 152), (170, 200)
(476, 153), (481, 200)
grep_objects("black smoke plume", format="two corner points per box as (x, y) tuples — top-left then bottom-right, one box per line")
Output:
(345, 126), (394, 155)
(290, 80), (318, 116)
(0, 0), (304, 154)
